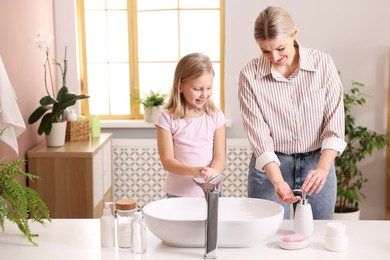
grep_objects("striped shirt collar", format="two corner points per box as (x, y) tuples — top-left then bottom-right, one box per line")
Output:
(255, 41), (316, 79)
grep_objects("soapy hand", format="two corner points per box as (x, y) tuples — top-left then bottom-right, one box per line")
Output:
(302, 169), (327, 195)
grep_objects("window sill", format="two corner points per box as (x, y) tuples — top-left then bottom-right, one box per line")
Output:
(101, 118), (232, 129)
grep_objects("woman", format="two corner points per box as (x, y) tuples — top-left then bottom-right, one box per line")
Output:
(238, 6), (347, 219)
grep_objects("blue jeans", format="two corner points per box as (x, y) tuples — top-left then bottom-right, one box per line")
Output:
(248, 149), (336, 220)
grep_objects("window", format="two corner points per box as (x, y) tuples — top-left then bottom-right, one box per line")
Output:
(76, 0), (224, 120)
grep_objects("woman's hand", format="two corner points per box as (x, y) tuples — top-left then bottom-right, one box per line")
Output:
(274, 181), (301, 204)
(302, 169), (328, 195)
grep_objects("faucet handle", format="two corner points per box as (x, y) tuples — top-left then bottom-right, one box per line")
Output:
(193, 174), (227, 192)
(209, 174), (226, 185)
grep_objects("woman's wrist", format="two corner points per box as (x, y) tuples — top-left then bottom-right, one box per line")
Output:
(263, 162), (284, 186)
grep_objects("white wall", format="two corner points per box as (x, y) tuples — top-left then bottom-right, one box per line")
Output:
(56, 0), (390, 219)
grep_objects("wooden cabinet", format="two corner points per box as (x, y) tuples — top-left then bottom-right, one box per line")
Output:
(28, 133), (113, 218)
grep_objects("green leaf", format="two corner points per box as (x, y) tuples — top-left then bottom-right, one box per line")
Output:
(28, 106), (50, 124)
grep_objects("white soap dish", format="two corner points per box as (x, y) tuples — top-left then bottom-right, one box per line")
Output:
(278, 234), (309, 250)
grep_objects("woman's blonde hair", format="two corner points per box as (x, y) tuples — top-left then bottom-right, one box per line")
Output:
(254, 6), (296, 41)
(164, 52), (216, 119)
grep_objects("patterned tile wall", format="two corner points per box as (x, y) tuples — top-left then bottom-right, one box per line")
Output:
(113, 139), (253, 208)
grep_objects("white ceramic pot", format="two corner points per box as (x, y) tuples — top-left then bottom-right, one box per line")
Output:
(143, 106), (161, 123)
(46, 121), (67, 147)
(333, 209), (360, 220)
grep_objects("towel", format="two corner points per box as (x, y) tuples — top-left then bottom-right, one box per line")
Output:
(0, 55), (26, 155)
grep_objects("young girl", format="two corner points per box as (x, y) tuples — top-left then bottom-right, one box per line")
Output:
(155, 52), (226, 197)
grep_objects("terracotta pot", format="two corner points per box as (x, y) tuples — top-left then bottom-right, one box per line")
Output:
(46, 121), (67, 147)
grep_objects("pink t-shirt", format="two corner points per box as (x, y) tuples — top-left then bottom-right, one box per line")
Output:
(155, 108), (225, 197)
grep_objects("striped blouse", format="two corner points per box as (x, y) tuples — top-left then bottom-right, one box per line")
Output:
(238, 43), (347, 171)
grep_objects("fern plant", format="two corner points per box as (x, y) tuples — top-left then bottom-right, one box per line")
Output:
(0, 158), (51, 246)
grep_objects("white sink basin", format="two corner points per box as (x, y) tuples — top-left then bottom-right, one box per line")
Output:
(142, 197), (284, 248)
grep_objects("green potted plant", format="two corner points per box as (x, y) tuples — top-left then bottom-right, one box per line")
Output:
(0, 129), (51, 246)
(28, 30), (89, 146)
(138, 90), (166, 122)
(334, 81), (389, 218)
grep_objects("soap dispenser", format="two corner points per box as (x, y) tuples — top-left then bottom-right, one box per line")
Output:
(100, 202), (115, 247)
(293, 189), (313, 238)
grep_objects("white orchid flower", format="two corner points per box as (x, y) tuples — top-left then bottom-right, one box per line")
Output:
(34, 29), (54, 52)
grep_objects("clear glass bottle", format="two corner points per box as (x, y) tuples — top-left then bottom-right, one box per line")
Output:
(116, 199), (136, 248)
(131, 211), (147, 254)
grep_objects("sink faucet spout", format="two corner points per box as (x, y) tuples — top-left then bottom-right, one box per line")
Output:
(193, 174), (227, 259)
(205, 189), (219, 259)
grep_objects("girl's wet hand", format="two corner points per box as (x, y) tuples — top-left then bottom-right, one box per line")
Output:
(192, 167), (206, 178)
(302, 169), (327, 195)
(200, 167), (219, 182)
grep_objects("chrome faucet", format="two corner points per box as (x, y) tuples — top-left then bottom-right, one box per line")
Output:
(193, 174), (227, 259)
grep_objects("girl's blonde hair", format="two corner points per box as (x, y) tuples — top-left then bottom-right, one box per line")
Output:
(164, 52), (216, 119)
(254, 6), (296, 41)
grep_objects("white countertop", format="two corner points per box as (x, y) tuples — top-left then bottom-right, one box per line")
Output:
(0, 219), (389, 260)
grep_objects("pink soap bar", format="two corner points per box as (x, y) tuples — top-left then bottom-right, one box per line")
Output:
(282, 234), (306, 242)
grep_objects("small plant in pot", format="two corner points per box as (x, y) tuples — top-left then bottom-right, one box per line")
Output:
(28, 30), (89, 138)
(335, 81), (389, 216)
(138, 90), (166, 122)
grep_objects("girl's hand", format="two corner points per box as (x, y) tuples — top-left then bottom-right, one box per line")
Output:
(191, 167), (206, 178)
(200, 167), (219, 182)
(302, 169), (327, 195)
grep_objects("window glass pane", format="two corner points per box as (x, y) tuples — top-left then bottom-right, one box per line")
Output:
(211, 62), (220, 108)
(107, 0), (127, 9)
(80, 0), (223, 117)
(88, 64), (110, 115)
(85, 11), (108, 62)
(139, 63), (176, 97)
(180, 10), (220, 60)
(84, 0), (106, 9)
(109, 64), (130, 114)
(138, 11), (178, 61)
(180, 0), (219, 8)
(138, 0), (177, 11)
(107, 11), (129, 62)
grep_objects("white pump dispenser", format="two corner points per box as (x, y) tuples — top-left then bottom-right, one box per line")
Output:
(293, 189), (313, 238)
(100, 202), (115, 247)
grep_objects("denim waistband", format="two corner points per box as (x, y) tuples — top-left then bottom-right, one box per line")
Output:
(275, 148), (321, 157)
